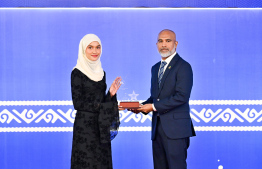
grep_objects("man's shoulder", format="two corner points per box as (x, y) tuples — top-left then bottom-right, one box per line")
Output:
(152, 61), (161, 68)
(175, 56), (192, 73)
(176, 54), (191, 66)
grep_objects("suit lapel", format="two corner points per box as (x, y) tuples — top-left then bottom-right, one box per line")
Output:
(152, 62), (161, 95)
(157, 54), (180, 96)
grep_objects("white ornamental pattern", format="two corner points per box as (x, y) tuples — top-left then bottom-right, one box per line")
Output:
(119, 110), (152, 123)
(0, 109), (153, 124)
(0, 109), (76, 124)
(0, 100), (262, 124)
(1, 108), (262, 124)
(191, 108), (262, 123)
(1, 100), (262, 132)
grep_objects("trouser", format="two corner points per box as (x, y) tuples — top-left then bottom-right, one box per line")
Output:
(153, 117), (190, 169)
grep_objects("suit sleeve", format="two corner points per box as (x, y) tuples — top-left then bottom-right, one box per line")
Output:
(154, 62), (193, 115)
(142, 96), (153, 105)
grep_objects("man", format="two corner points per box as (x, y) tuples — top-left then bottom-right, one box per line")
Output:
(134, 29), (196, 169)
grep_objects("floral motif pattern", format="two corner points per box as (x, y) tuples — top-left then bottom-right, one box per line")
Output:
(70, 69), (119, 169)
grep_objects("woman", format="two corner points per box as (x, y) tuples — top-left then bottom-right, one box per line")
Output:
(71, 34), (122, 169)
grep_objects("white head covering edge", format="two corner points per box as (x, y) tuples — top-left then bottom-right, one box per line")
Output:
(74, 34), (104, 82)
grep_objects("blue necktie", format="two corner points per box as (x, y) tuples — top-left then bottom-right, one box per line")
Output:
(158, 61), (167, 87)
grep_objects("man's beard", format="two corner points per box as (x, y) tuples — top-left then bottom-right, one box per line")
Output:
(159, 47), (176, 58)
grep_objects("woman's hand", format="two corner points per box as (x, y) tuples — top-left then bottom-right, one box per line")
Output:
(109, 77), (122, 97)
(118, 106), (126, 111)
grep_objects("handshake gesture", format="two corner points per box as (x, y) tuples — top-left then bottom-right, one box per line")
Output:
(118, 102), (154, 114)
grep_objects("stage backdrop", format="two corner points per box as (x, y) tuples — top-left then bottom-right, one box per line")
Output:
(1, 0), (262, 7)
(0, 8), (262, 169)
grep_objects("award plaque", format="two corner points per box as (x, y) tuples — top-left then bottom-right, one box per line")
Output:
(119, 101), (140, 109)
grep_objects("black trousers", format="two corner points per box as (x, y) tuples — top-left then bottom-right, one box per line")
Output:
(152, 117), (190, 169)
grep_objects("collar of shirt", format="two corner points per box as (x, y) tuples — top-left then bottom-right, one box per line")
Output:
(161, 51), (176, 65)
(159, 51), (177, 74)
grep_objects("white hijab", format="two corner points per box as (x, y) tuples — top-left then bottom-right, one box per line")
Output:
(74, 34), (104, 82)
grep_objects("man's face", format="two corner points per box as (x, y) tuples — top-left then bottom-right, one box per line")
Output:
(157, 31), (178, 58)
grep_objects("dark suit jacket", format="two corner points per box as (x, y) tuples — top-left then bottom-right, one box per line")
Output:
(143, 53), (196, 140)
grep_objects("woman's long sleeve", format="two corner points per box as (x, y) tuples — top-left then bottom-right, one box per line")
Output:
(99, 89), (120, 143)
(71, 70), (99, 112)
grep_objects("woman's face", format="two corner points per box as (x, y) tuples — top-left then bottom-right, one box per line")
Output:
(85, 41), (101, 61)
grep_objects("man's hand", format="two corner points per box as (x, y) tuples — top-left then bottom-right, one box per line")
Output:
(137, 104), (153, 114)
(128, 104), (143, 114)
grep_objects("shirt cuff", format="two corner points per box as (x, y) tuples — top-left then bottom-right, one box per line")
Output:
(152, 103), (157, 111)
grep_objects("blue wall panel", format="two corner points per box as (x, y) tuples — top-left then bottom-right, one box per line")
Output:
(1, 0), (262, 7)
